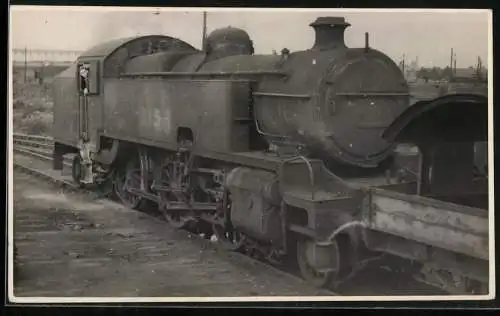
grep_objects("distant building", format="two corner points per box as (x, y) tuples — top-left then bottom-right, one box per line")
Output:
(12, 61), (73, 84)
(11, 48), (81, 84)
(451, 67), (487, 82)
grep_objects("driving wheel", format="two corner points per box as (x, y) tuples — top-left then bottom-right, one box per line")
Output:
(113, 156), (146, 210)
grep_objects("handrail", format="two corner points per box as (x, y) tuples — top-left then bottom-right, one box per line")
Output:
(122, 71), (287, 78)
(281, 155), (316, 200)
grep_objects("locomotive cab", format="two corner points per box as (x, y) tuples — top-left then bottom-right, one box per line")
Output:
(52, 35), (199, 183)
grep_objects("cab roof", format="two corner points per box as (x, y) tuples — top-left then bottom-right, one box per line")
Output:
(78, 35), (196, 60)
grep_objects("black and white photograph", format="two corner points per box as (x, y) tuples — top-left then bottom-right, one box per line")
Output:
(8, 6), (493, 302)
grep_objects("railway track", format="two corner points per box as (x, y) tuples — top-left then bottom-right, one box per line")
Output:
(11, 133), (340, 296)
(13, 165), (338, 298)
(13, 133), (71, 165)
(11, 133), (446, 296)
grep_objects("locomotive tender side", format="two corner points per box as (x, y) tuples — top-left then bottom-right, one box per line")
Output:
(51, 35), (199, 169)
(50, 16), (489, 294)
(103, 78), (254, 153)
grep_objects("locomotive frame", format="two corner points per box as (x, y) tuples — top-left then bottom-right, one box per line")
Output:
(50, 19), (490, 294)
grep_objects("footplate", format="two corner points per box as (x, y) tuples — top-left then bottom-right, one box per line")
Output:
(279, 156), (359, 209)
(278, 156), (366, 242)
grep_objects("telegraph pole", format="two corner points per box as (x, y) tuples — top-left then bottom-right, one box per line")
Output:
(24, 46), (27, 84)
(450, 48), (454, 69)
(401, 54), (405, 74)
(202, 11), (207, 50)
(453, 53), (457, 74)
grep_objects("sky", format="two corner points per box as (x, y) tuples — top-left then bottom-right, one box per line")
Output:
(10, 7), (491, 68)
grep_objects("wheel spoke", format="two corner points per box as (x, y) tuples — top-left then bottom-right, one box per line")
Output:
(113, 155), (145, 210)
(157, 153), (194, 229)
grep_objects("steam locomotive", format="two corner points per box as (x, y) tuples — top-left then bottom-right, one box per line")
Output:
(51, 16), (489, 292)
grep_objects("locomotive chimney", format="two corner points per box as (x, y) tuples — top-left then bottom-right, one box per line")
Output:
(309, 16), (351, 50)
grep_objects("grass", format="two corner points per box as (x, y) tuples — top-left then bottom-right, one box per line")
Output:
(12, 82), (54, 136)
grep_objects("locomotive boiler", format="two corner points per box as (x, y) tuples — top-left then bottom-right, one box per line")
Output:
(202, 17), (410, 168)
(51, 16), (489, 293)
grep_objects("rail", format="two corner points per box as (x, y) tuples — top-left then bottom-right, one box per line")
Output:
(13, 133), (53, 143)
(12, 133), (73, 166)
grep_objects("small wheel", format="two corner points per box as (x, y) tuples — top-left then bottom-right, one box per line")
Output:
(296, 239), (340, 288)
(71, 155), (83, 187)
(212, 222), (245, 251)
